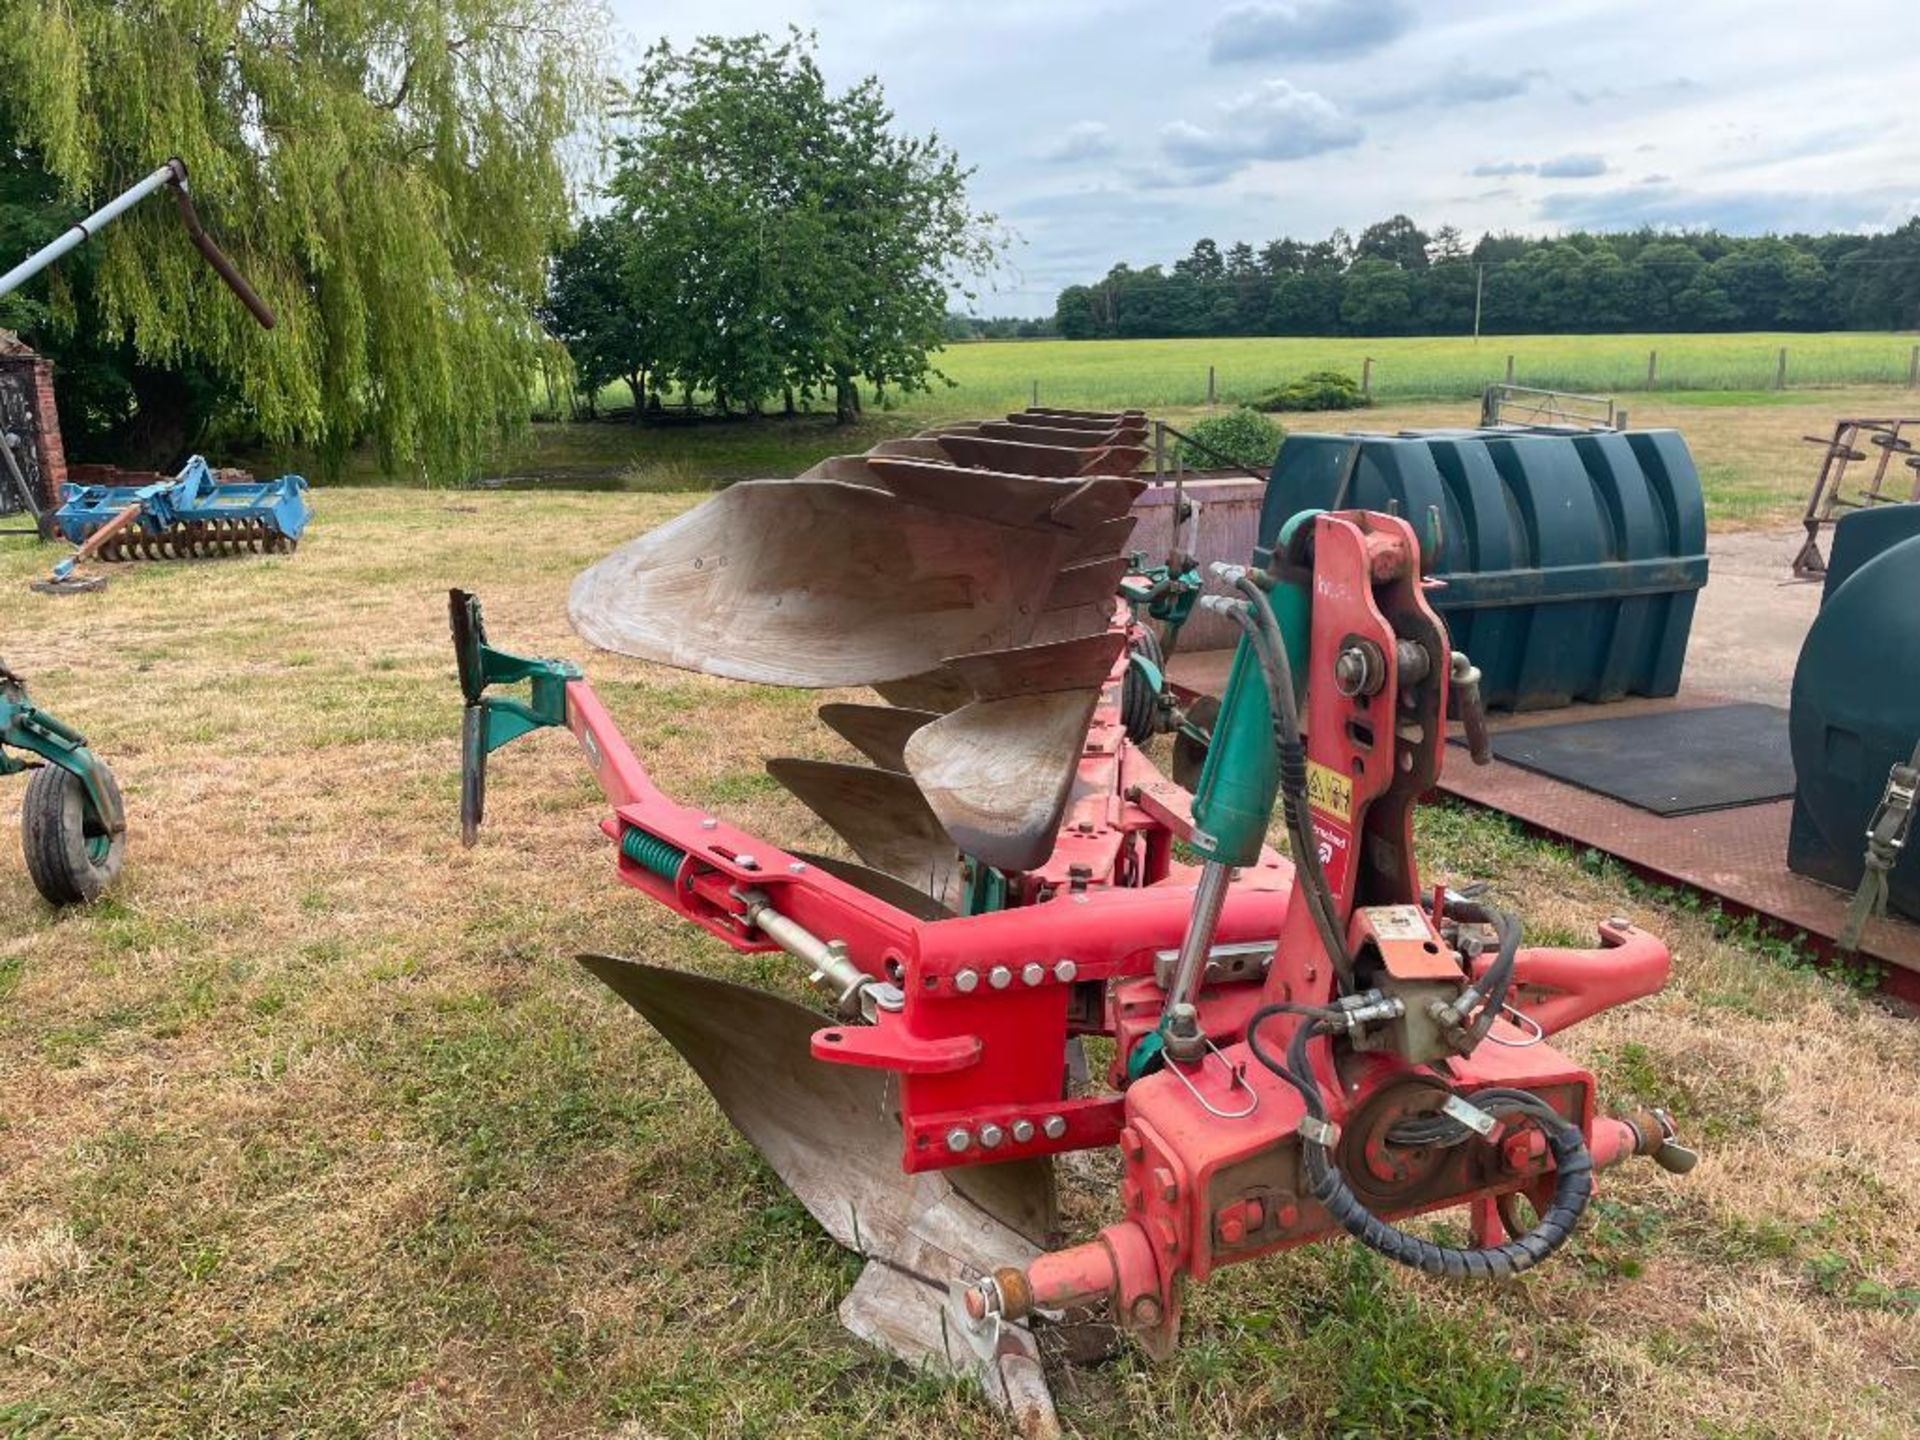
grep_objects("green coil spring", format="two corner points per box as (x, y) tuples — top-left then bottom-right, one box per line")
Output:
(620, 827), (687, 880)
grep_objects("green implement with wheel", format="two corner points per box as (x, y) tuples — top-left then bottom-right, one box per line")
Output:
(0, 659), (125, 904)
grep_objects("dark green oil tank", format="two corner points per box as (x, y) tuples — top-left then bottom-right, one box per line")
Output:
(1257, 429), (1708, 710)
(1787, 505), (1920, 920)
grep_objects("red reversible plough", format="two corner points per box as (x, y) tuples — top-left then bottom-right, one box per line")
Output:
(452, 410), (1692, 1433)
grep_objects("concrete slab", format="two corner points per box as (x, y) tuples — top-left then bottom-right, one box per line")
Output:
(1681, 527), (1820, 706)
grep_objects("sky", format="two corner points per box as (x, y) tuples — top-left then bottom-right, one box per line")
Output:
(605, 0), (1920, 317)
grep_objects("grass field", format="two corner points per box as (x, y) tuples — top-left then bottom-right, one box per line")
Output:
(923, 333), (1920, 413)
(2, 487), (1917, 1438)
(455, 384), (1920, 532)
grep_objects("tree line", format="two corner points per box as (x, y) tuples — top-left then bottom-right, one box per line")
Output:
(1054, 215), (1920, 340)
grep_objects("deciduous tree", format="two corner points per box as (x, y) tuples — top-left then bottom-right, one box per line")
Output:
(609, 31), (1003, 423)
(540, 214), (664, 420)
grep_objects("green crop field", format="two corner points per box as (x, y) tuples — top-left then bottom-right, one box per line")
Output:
(916, 332), (1920, 414)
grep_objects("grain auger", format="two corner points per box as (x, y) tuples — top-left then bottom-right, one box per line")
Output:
(452, 411), (1692, 1434)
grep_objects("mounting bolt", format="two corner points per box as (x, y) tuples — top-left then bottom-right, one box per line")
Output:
(945, 1127), (971, 1153)
(1130, 1294), (1164, 1327)
(788, 861), (807, 874)
(988, 965), (1013, 989)
(1119, 1125), (1144, 1160)
(1021, 962), (1046, 986)
(1153, 1166), (1178, 1203)
(735, 854), (758, 870)
(954, 969), (979, 993)
(700, 817), (718, 830)
(1054, 959), (1078, 983)
(1042, 1114), (1067, 1140)
(1011, 1119), (1035, 1143)
(979, 1123), (1006, 1149)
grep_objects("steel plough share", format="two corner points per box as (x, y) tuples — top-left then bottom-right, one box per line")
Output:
(451, 408), (1693, 1436)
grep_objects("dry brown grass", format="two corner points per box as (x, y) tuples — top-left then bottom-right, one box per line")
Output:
(0, 480), (1916, 1438)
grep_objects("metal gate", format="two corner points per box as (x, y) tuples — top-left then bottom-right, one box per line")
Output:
(0, 360), (51, 537)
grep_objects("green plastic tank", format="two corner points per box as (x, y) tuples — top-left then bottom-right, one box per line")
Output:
(1257, 428), (1708, 710)
(1787, 506), (1920, 920)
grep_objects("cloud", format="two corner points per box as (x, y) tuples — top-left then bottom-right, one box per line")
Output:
(1536, 153), (1608, 178)
(1716, 123), (1880, 172)
(1151, 79), (1362, 185)
(1207, 0), (1413, 64)
(1570, 76), (1701, 106)
(1353, 65), (1538, 115)
(1470, 153), (1608, 179)
(1537, 184), (1918, 233)
(1036, 120), (1117, 164)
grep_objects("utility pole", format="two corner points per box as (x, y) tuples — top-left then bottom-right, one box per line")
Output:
(1472, 263), (1484, 343)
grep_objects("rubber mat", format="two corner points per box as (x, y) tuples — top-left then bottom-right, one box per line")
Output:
(1477, 703), (1794, 816)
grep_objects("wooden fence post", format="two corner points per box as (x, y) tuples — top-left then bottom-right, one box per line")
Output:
(1647, 349), (1658, 388)
(1504, 354), (1515, 384)
(1031, 379), (1039, 408)
(1361, 356), (1373, 396)
(1909, 344), (1919, 388)
(1776, 346), (1789, 390)
(1207, 364), (1216, 406)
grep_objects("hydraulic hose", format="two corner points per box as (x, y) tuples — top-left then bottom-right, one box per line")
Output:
(1443, 898), (1523, 1046)
(1223, 548), (1590, 1280)
(1247, 1007), (1595, 1281)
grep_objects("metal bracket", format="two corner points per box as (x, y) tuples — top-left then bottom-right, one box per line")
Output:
(1298, 1115), (1340, 1148)
(1151, 939), (1275, 990)
(450, 589), (582, 844)
(0, 663), (125, 835)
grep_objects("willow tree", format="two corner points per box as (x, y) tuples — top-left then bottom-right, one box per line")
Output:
(0, 1), (605, 481)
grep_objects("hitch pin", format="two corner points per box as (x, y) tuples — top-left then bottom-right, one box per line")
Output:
(1165, 1036), (1259, 1120)
(734, 887), (903, 1020)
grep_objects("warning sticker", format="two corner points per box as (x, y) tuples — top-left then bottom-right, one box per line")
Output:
(1363, 904), (1430, 942)
(1306, 760), (1352, 822)
(1310, 815), (1352, 895)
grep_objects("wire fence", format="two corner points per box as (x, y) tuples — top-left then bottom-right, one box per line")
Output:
(929, 335), (1920, 415)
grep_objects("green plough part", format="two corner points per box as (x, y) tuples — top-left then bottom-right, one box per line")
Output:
(1122, 552), (1203, 646)
(0, 659), (125, 837)
(449, 589), (581, 846)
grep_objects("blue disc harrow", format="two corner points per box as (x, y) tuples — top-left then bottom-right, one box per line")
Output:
(51, 456), (310, 561)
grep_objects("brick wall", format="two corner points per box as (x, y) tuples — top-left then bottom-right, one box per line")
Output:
(0, 350), (66, 507)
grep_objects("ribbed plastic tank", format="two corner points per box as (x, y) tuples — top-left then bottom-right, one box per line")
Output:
(1787, 506), (1920, 920)
(1256, 429), (1708, 710)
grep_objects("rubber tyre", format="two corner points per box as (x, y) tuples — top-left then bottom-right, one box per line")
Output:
(21, 762), (124, 906)
(1121, 626), (1166, 744)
